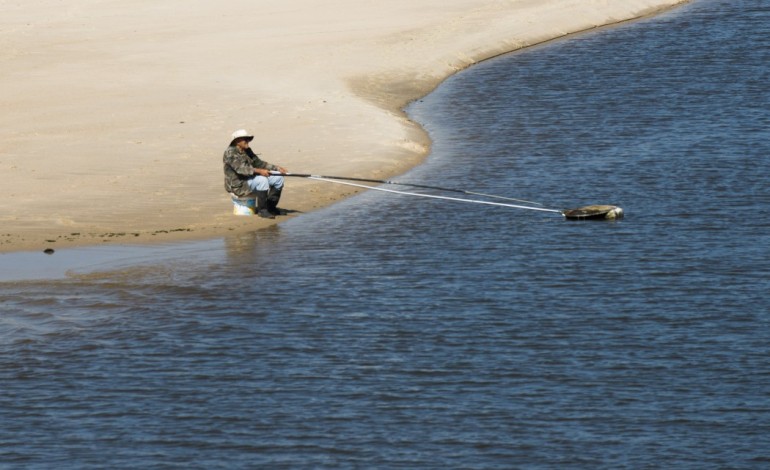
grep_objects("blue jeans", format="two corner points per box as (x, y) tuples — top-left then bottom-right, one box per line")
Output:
(247, 175), (284, 192)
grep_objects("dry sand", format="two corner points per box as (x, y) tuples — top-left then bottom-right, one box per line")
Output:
(0, 0), (687, 253)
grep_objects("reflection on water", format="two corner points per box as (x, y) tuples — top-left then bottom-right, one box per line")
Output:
(223, 225), (283, 263)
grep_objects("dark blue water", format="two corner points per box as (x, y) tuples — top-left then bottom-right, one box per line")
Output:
(2, 0), (769, 467)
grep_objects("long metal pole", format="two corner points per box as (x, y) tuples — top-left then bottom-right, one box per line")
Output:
(278, 172), (545, 206)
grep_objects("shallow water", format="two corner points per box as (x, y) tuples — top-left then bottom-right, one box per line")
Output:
(2, 0), (769, 467)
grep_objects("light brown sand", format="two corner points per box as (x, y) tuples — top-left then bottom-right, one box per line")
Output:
(0, 0), (687, 253)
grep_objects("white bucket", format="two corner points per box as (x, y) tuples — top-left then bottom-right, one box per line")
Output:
(231, 195), (256, 216)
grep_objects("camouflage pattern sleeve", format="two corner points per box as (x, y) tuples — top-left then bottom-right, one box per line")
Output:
(246, 148), (277, 171)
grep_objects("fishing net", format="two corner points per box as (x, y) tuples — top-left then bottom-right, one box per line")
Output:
(562, 205), (624, 220)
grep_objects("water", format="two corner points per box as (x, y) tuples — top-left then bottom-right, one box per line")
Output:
(2, 0), (769, 467)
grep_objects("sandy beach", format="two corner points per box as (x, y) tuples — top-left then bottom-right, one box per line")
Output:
(0, 0), (687, 253)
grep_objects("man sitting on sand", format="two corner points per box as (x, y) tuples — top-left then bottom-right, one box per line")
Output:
(223, 129), (288, 219)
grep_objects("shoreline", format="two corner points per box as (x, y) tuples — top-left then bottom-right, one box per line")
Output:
(0, 0), (689, 254)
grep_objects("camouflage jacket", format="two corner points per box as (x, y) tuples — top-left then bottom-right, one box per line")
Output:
(223, 146), (277, 196)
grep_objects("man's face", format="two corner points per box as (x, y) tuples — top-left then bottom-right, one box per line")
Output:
(236, 138), (250, 150)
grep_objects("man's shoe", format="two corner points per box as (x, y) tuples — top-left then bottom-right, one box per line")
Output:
(267, 188), (284, 215)
(257, 209), (275, 219)
(254, 190), (274, 219)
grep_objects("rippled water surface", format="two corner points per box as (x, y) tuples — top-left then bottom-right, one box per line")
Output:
(1, 0), (769, 467)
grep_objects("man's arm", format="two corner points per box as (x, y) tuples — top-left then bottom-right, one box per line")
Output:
(247, 148), (287, 175)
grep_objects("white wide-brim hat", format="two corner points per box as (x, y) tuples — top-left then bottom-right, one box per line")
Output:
(230, 129), (254, 145)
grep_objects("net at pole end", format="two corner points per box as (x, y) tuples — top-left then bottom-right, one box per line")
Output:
(562, 205), (624, 220)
